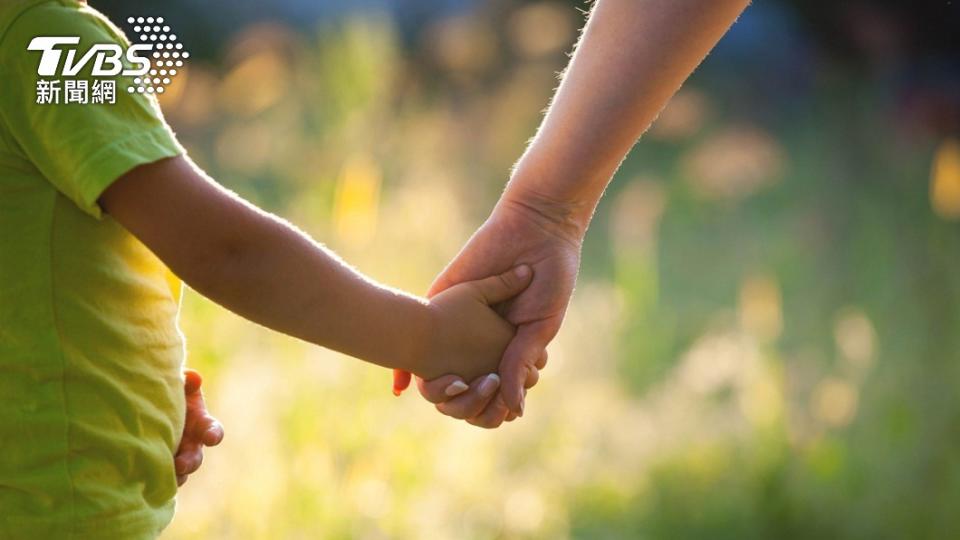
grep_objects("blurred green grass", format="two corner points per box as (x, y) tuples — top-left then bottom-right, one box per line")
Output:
(157, 6), (960, 539)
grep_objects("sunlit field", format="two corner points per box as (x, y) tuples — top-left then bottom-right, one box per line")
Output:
(126, 2), (960, 538)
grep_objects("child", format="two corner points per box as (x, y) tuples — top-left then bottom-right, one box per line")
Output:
(0, 1), (527, 538)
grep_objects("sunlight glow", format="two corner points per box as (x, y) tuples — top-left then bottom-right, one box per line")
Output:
(930, 138), (960, 220)
(334, 154), (382, 247)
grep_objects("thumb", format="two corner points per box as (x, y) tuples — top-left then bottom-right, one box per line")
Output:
(427, 270), (457, 298)
(470, 265), (533, 305)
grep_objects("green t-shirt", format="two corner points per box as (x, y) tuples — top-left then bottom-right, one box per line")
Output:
(0, 1), (186, 537)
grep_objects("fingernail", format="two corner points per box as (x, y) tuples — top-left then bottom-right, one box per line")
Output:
(478, 374), (500, 397)
(444, 380), (469, 396)
(515, 265), (530, 278)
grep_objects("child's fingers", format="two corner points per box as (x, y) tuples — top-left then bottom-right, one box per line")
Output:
(201, 421), (224, 447)
(393, 369), (412, 396)
(184, 379), (224, 447)
(183, 368), (203, 395)
(470, 265), (533, 305)
(174, 448), (193, 474)
(187, 411), (222, 444)
(175, 447), (203, 476)
(416, 374), (470, 404)
(177, 474), (188, 487)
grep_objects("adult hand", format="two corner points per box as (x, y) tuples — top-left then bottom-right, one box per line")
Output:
(412, 0), (749, 427)
(175, 368), (224, 486)
(418, 189), (584, 427)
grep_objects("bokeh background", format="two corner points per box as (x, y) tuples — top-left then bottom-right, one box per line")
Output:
(96, 0), (960, 537)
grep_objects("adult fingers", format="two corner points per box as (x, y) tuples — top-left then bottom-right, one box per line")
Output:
(466, 393), (511, 429)
(499, 323), (553, 414)
(524, 366), (540, 389)
(417, 374), (471, 404)
(435, 374), (501, 420)
(504, 389), (528, 422)
(535, 349), (548, 370)
(469, 265), (533, 305)
(520, 350), (547, 389)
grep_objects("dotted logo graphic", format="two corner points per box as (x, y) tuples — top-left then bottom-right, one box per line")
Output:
(124, 16), (189, 95)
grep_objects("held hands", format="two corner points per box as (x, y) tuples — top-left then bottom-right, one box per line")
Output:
(404, 265), (534, 383)
(417, 193), (584, 427)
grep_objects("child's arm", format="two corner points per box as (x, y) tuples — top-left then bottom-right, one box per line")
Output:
(99, 155), (531, 381)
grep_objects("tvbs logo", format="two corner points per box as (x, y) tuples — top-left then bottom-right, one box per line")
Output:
(28, 16), (187, 105)
(28, 37), (152, 77)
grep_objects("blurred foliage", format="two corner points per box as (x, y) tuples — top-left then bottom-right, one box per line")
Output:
(90, 0), (960, 538)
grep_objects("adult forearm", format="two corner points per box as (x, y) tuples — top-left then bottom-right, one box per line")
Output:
(504, 0), (750, 229)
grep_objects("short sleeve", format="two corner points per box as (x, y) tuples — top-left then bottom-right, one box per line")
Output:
(0, 1), (184, 218)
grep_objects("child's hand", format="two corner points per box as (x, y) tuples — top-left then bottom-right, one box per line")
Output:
(175, 369), (224, 487)
(412, 265), (533, 382)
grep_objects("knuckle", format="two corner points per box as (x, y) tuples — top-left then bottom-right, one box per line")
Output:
(535, 351), (548, 369)
(525, 368), (540, 388)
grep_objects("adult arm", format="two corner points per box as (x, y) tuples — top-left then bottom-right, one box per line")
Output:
(508, 0), (752, 223)
(421, 0), (751, 424)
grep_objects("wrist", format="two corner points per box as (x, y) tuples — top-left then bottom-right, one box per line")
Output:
(395, 300), (447, 379)
(351, 285), (433, 375)
(499, 181), (591, 248)
(395, 295), (436, 375)
(501, 156), (600, 243)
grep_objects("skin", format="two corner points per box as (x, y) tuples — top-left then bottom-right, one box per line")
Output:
(99, 154), (534, 436)
(415, 0), (752, 427)
(100, 155), (535, 381)
(49, 1), (217, 489)
(175, 369), (224, 486)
